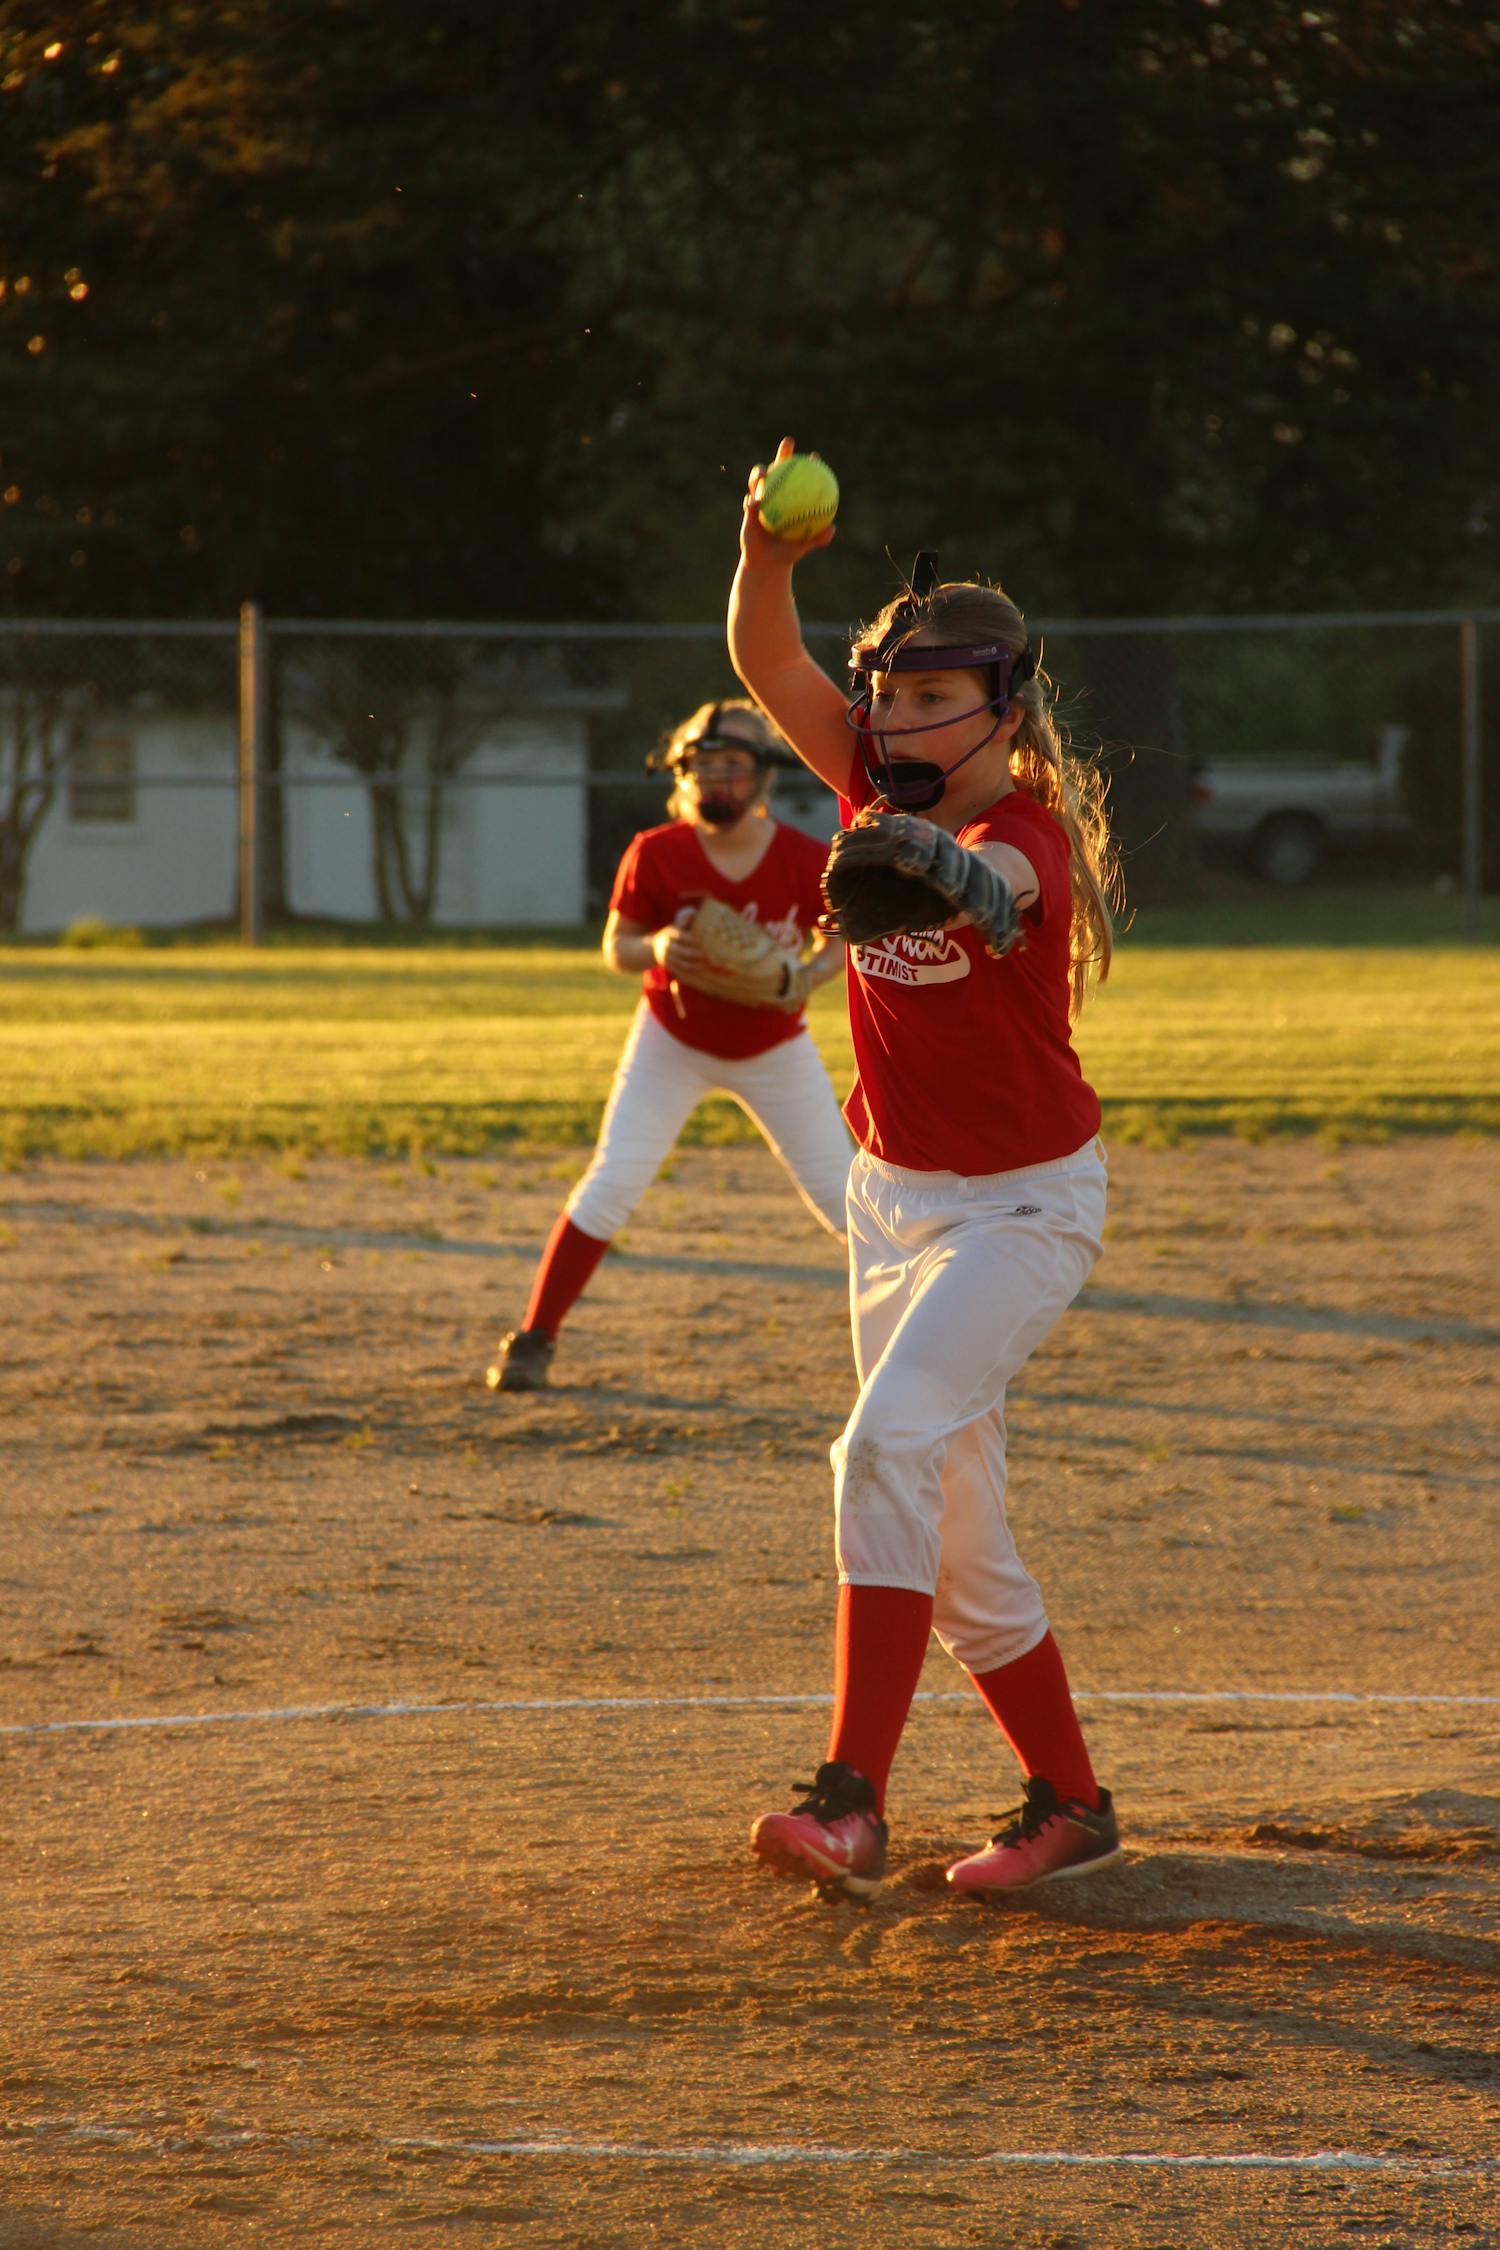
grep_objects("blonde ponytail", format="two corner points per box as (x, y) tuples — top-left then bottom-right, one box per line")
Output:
(1008, 673), (1121, 1018)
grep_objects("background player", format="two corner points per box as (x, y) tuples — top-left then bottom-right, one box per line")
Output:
(728, 438), (1124, 1901)
(487, 698), (852, 1393)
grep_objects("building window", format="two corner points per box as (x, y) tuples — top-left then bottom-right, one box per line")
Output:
(68, 731), (136, 824)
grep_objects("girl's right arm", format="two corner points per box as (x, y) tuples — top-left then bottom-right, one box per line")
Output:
(727, 439), (855, 796)
(602, 909), (706, 979)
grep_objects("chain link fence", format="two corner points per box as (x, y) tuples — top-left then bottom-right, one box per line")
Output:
(0, 611), (1492, 938)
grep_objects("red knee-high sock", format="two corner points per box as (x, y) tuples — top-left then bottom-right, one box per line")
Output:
(826, 1583), (934, 1817)
(521, 1214), (610, 1339)
(969, 1630), (1100, 1809)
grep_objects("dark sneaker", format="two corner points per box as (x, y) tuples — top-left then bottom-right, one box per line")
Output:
(751, 1761), (888, 1900)
(946, 1775), (1122, 1897)
(485, 1328), (555, 1393)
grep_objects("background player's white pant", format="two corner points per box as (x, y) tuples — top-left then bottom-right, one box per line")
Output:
(565, 1001), (853, 1242)
(833, 1139), (1107, 1674)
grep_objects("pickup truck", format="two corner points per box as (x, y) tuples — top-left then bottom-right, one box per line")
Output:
(1191, 725), (1411, 884)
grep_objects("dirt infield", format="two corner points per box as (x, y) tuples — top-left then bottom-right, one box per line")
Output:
(2, 1139), (1498, 2249)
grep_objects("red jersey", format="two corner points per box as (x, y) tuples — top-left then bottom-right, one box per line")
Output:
(838, 767), (1101, 1173)
(610, 818), (833, 1060)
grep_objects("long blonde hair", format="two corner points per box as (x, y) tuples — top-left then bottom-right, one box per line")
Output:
(858, 581), (1121, 1016)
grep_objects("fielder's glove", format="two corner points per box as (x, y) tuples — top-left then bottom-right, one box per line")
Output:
(673, 895), (813, 1013)
(820, 813), (1021, 958)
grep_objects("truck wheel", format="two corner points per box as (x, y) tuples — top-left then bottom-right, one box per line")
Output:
(1250, 812), (1326, 885)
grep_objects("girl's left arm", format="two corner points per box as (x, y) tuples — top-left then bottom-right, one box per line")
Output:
(972, 840), (1039, 911)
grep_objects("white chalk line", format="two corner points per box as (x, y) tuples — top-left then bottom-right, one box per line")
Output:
(4, 1685), (1499, 1741)
(405, 2138), (1495, 2177)
(9, 2118), (1496, 2178)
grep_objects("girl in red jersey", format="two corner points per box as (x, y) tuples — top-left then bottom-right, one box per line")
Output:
(729, 439), (1124, 1901)
(487, 697), (851, 1393)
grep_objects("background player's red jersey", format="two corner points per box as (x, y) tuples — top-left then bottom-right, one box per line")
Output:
(611, 819), (833, 1060)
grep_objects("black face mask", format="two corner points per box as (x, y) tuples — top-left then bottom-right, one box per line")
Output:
(851, 706), (1008, 811)
(696, 796), (741, 827)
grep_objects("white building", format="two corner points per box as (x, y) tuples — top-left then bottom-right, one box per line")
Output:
(14, 648), (613, 934)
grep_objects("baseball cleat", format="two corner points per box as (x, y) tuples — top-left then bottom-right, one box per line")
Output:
(485, 1328), (555, 1393)
(946, 1775), (1122, 1898)
(751, 1761), (888, 1900)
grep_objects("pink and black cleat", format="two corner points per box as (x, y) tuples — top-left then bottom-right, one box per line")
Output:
(946, 1774), (1122, 1898)
(751, 1761), (888, 1901)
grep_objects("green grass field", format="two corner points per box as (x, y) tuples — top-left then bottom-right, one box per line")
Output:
(1, 890), (1495, 1161)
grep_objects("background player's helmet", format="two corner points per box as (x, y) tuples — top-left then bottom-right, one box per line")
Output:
(846, 553), (1037, 812)
(647, 702), (793, 826)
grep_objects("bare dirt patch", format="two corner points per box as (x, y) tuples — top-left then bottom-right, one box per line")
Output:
(2, 1139), (1497, 2247)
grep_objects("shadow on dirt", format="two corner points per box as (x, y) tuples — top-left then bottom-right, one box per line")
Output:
(0, 2202), (156, 2250)
(914, 1844), (1500, 1993)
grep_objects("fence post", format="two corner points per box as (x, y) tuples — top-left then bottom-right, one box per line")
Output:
(239, 601), (266, 944)
(1459, 618), (1482, 942)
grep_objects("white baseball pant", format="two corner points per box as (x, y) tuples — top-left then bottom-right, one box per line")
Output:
(832, 1138), (1107, 1674)
(565, 1001), (854, 1242)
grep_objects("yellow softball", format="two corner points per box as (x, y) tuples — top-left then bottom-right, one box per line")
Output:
(757, 452), (839, 542)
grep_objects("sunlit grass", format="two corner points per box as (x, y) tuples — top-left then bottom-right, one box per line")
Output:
(1, 897), (1496, 1161)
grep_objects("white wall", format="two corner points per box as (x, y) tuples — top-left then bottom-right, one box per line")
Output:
(284, 716), (587, 927)
(774, 772), (843, 846)
(20, 713), (238, 935)
(19, 712), (589, 933)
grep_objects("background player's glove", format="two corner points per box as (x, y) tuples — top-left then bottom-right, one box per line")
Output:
(673, 896), (812, 1012)
(820, 813), (1021, 959)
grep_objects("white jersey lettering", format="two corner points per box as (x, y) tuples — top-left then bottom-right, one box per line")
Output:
(854, 931), (971, 987)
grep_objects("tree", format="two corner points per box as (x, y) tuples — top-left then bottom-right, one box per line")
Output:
(0, 4), (628, 617)
(0, 630), (97, 928)
(0, 0), (1495, 632)
(284, 637), (517, 925)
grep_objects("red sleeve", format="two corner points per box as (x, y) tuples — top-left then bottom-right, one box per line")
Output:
(788, 825), (833, 930)
(609, 830), (670, 927)
(839, 758), (877, 825)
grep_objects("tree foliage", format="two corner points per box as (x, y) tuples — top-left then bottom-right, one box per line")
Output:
(1, 0), (1495, 624)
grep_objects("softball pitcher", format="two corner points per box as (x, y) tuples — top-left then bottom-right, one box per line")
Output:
(728, 438), (1125, 1901)
(487, 699), (852, 1393)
